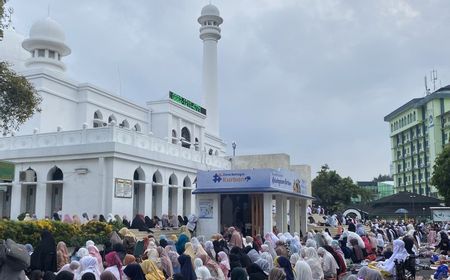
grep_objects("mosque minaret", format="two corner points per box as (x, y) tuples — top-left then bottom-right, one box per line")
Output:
(198, 4), (223, 137)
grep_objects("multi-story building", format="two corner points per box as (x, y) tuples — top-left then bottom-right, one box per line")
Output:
(352, 180), (394, 203)
(384, 86), (450, 197)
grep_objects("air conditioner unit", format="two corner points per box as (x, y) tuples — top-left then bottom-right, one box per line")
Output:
(19, 170), (35, 182)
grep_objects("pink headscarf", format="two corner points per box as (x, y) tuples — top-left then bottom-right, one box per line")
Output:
(63, 214), (73, 223)
(105, 251), (123, 280)
(87, 245), (104, 272)
(218, 251), (230, 277)
(157, 246), (173, 278)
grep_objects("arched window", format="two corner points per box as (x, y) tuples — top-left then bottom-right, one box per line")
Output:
(134, 124), (141, 132)
(134, 167), (145, 181)
(108, 115), (117, 124)
(93, 110), (104, 128)
(208, 148), (213, 155)
(120, 120), (129, 129)
(47, 166), (63, 181)
(172, 129), (178, 144)
(181, 127), (191, 149)
(169, 174), (178, 186)
(152, 170), (162, 184)
(183, 176), (191, 188)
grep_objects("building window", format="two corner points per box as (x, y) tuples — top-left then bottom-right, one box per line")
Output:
(49, 50), (55, 59)
(108, 115), (117, 124)
(172, 129), (178, 144)
(119, 120), (129, 129)
(37, 49), (45, 57)
(134, 124), (141, 132)
(181, 127), (191, 149)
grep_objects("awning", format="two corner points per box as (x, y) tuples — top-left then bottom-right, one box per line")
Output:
(194, 168), (313, 199)
(0, 161), (14, 181)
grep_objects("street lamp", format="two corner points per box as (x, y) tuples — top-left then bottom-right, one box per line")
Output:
(410, 194), (416, 221)
(232, 141), (236, 157)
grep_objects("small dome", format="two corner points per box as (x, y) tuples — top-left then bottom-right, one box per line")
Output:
(201, 4), (220, 16)
(29, 17), (66, 42)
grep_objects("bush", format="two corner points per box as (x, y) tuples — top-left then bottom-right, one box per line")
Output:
(0, 219), (116, 247)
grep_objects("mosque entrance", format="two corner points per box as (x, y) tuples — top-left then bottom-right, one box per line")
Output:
(25, 185), (36, 214)
(133, 168), (146, 217)
(47, 166), (63, 216)
(220, 194), (263, 236)
(21, 168), (37, 215)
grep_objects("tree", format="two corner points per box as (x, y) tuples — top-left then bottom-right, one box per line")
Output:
(312, 164), (365, 212)
(372, 174), (393, 183)
(0, 0), (41, 135)
(431, 144), (450, 206)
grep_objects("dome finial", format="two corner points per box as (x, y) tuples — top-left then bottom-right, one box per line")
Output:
(21, 17), (71, 72)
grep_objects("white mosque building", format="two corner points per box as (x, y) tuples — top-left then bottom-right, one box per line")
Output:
(0, 4), (231, 220)
(0, 4), (313, 236)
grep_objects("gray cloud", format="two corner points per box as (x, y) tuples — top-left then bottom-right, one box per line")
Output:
(7, 0), (450, 180)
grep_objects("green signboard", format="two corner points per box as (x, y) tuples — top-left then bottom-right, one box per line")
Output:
(169, 91), (207, 115)
(0, 161), (14, 181)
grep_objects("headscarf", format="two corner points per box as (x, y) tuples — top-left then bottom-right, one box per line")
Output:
(57, 241), (70, 270)
(231, 267), (248, 280)
(290, 253), (300, 266)
(260, 252), (273, 271)
(218, 251), (230, 277)
(294, 260), (313, 280)
(107, 213), (115, 223)
(123, 263), (146, 280)
(110, 232), (122, 246)
(275, 256), (294, 280)
(105, 251), (122, 280)
(305, 247), (324, 280)
(264, 232), (279, 247)
(247, 263), (266, 280)
(183, 242), (197, 266)
(305, 239), (317, 249)
(269, 268), (286, 280)
(357, 266), (383, 280)
(176, 234), (189, 254)
(118, 227), (136, 240)
(99, 271), (116, 280)
(178, 254), (197, 280)
(86, 240), (95, 248)
(72, 215), (81, 225)
(194, 258), (212, 279)
(165, 246), (180, 273)
(204, 241), (216, 260)
(77, 248), (90, 259)
(379, 239), (409, 275)
(157, 246), (173, 278)
(88, 245), (104, 272)
(140, 259), (165, 280)
(79, 256), (101, 279)
(123, 254), (136, 266)
(63, 214), (73, 223)
(55, 271), (74, 280)
(114, 215), (122, 224)
(229, 227), (243, 248)
(331, 240), (344, 258)
(247, 249), (260, 263)
(264, 241), (277, 258)
(317, 247), (338, 277)
(33, 229), (57, 272)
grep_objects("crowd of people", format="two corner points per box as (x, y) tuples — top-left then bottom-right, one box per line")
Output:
(1, 212), (449, 280)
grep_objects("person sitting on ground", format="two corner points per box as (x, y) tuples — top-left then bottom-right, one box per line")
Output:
(144, 216), (154, 228)
(130, 214), (152, 232)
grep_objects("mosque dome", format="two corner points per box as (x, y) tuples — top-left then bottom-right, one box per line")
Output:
(22, 17), (70, 56)
(201, 4), (220, 17)
(29, 17), (66, 42)
(0, 28), (29, 71)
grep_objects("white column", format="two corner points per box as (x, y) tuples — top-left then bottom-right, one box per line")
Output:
(35, 182), (47, 218)
(190, 190), (196, 215)
(202, 39), (219, 136)
(161, 185), (169, 215)
(145, 184), (153, 217)
(10, 182), (22, 219)
(263, 193), (273, 234)
(282, 196), (288, 233)
(176, 187), (183, 216)
(275, 195), (283, 232)
(299, 199), (307, 235)
(289, 198), (297, 233)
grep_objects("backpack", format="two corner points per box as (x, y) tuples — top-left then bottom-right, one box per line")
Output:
(0, 239), (30, 271)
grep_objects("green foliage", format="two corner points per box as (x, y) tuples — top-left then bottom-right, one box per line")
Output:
(431, 144), (450, 206)
(312, 164), (365, 212)
(372, 174), (392, 183)
(0, 62), (42, 135)
(0, 219), (119, 247)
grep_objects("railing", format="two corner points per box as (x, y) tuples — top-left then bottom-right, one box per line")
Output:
(0, 126), (231, 169)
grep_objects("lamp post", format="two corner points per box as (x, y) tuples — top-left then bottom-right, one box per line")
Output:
(410, 194), (416, 222)
(232, 141), (236, 157)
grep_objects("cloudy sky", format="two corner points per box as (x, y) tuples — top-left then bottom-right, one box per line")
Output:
(6, 0), (450, 181)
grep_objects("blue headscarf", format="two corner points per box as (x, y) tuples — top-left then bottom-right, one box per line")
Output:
(178, 254), (196, 280)
(176, 234), (189, 255)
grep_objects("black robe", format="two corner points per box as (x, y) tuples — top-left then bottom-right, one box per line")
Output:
(30, 230), (57, 272)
